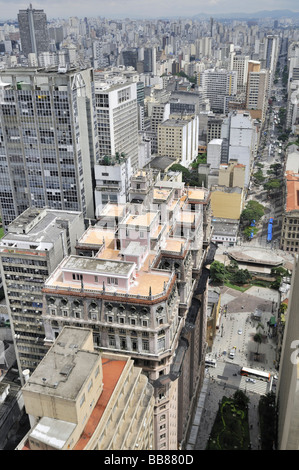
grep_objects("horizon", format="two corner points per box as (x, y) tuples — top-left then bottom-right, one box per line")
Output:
(0, 1), (299, 22)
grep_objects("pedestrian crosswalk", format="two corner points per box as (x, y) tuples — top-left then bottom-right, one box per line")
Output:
(239, 376), (269, 395)
(206, 362), (270, 396)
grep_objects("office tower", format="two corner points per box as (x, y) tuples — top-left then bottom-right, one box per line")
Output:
(121, 49), (138, 70)
(144, 47), (156, 74)
(18, 4), (49, 57)
(94, 80), (139, 169)
(263, 35), (280, 73)
(0, 207), (85, 374)
(157, 117), (199, 168)
(276, 257), (299, 449)
(0, 67), (97, 229)
(199, 69), (237, 114)
(246, 68), (269, 122)
(41, 181), (212, 449)
(17, 327), (154, 450)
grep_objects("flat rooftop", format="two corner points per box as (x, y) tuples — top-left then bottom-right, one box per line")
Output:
(186, 187), (207, 202)
(286, 173), (299, 212)
(62, 255), (134, 277)
(123, 212), (157, 227)
(45, 255), (173, 298)
(22, 328), (99, 400)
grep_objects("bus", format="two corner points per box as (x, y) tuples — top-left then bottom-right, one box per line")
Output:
(267, 217), (274, 243)
(205, 358), (217, 368)
(240, 367), (270, 382)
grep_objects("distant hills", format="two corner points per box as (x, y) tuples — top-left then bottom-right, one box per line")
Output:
(192, 10), (299, 20)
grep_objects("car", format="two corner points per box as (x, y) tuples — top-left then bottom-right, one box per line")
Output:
(246, 378), (256, 383)
(238, 329), (242, 335)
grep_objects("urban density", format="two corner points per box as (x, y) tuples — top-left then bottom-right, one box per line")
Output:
(0, 2), (299, 454)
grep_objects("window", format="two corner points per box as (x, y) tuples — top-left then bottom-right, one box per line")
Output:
(107, 277), (118, 285)
(80, 393), (86, 407)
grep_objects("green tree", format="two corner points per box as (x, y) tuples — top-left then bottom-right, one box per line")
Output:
(264, 179), (281, 194)
(243, 226), (258, 240)
(232, 269), (251, 285)
(233, 390), (250, 410)
(241, 200), (265, 225)
(254, 332), (263, 354)
(210, 261), (227, 283)
(253, 169), (265, 183)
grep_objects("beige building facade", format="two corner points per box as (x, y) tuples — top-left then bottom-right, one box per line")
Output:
(17, 327), (154, 450)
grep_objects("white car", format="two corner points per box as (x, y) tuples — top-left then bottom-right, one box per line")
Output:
(238, 329), (242, 335)
(246, 378), (256, 384)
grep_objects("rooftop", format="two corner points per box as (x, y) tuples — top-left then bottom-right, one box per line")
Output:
(22, 327), (99, 400)
(286, 173), (299, 212)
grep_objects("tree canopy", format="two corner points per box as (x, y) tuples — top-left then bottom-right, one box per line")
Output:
(241, 200), (265, 225)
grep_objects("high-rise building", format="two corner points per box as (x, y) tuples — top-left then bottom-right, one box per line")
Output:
(246, 68), (269, 122)
(199, 69), (237, 114)
(94, 80), (139, 170)
(40, 180), (212, 449)
(0, 207), (85, 373)
(18, 4), (49, 57)
(231, 54), (250, 94)
(0, 67), (98, 228)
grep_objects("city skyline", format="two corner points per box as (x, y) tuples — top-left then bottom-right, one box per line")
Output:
(0, 0), (299, 21)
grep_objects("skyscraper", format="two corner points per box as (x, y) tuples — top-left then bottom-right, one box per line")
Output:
(94, 80), (139, 169)
(18, 4), (49, 57)
(0, 67), (98, 228)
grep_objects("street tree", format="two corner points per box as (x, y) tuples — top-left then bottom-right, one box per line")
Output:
(241, 200), (265, 226)
(210, 261), (227, 283)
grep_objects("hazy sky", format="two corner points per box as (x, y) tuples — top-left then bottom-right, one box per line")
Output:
(1, 0), (299, 21)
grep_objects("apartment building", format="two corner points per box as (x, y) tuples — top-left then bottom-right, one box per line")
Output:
(40, 180), (212, 449)
(230, 54), (250, 93)
(0, 66), (98, 228)
(147, 100), (170, 154)
(94, 80), (139, 169)
(0, 207), (85, 374)
(17, 326), (154, 450)
(157, 117), (199, 168)
(198, 69), (237, 114)
(246, 69), (269, 122)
